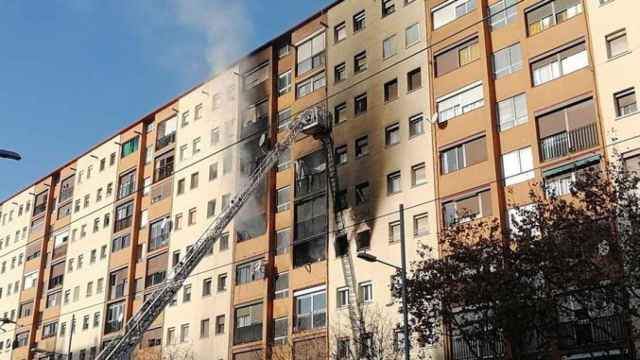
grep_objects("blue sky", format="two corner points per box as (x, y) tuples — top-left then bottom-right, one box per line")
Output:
(0, 0), (334, 200)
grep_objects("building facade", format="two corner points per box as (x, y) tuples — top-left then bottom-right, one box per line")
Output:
(0, 1), (638, 360)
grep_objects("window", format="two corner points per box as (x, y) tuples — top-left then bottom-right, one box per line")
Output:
(296, 72), (326, 98)
(42, 322), (58, 339)
(334, 22), (347, 43)
(441, 136), (487, 174)
(174, 213), (183, 231)
(223, 152), (233, 174)
(435, 38), (480, 77)
(382, 0), (395, 16)
(389, 221), (401, 243)
(274, 272), (289, 299)
(405, 23), (421, 47)
(236, 260), (264, 285)
(210, 127), (220, 146)
(335, 103), (347, 124)
(407, 68), (422, 92)
(532, 41), (588, 86)
(198, 318), (209, 338)
(167, 327), (176, 345)
(190, 172), (199, 189)
(278, 71), (292, 95)
(355, 136), (369, 157)
(334, 62), (346, 82)
(502, 147), (534, 186)
(537, 98), (597, 161)
(140, 210), (148, 228)
(355, 93), (367, 115)
(335, 145), (348, 165)
(114, 202), (133, 231)
(488, 0), (517, 30)
(209, 162), (218, 181)
(383, 35), (397, 59)
(234, 303), (263, 344)
(217, 273), (227, 292)
(295, 287), (326, 331)
(273, 317), (288, 345)
(354, 51), (367, 73)
(111, 234), (130, 252)
(183, 284), (192, 303)
(276, 228), (290, 255)
(277, 147), (291, 171)
(414, 213), (429, 236)
(436, 81), (484, 122)
(497, 93), (528, 130)
(180, 324), (190, 343)
(384, 79), (399, 102)
(192, 137), (201, 155)
(149, 217), (170, 251)
(207, 199), (216, 218)
(194, 103), (203, 120)
(615, 88), (637, 117)
(409, 113), (425, 137)
(202, 278), (212, 297)
(432, 0), (476, 30)
(353, 10), (366, 32)
(154, 153), (174, 181)
(607, 29), (628, 58)
(387, 171), (402, 194)
(179, 145), (188, 161)
(544, 157), (600, 196)
(337, 287), (350, 307)
(359, 282), (373, 303)
(118, 171), (136, 199)
(278, 44), (289, 58)
(276, 187), (290, 212)
(443, 190), (492, 225)
(492, 43), (522, 79)
(120, 137), (139, 158)
(215, 315), (225, 335)
(23, 272), (37, 290)
(181, 111), (190, 127)
(278, 108), (292, 130)
(244, 62), (270, 89)
(526, 0), (583, 35)
(188, 208), (197, 225)
(355, 182), (370, 205)
(412, 162), (427, 186)
(297, 32), (325, 75)
(385, 123), (400, 146)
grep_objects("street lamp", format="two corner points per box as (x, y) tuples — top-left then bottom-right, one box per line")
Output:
(357, 204), (411, 360)
(0, 149), (21, 161)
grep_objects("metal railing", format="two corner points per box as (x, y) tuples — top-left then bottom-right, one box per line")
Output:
(558, 314), (624, 349)
(155, 132), (176, 150)
(114, 216), (132, 232)
(155, 163), (174, 181)
(540, 123), (598, 162)
(118, 183), (135, 199)
(451, 334), (505, 360)
(233, 323), (262, 345)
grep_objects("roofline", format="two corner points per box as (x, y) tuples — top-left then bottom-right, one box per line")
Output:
(0, 0), (344, 206)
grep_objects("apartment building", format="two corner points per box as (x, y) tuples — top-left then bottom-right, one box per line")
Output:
(1, 1), (637, 360)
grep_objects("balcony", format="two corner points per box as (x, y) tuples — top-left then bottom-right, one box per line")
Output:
(33, 203), (46, 217)
(118, 183), (135, 199)
(295, 172), (326, 199)
(558, 315), (624, 350)
(59, 188), (73, 203)
(451, 334), (505, 360)
(234, 323), (262, 345)
(109, 283), (126, 300)
(155, 163), (174, 182)
(48, 275), (63, 289)
(148, 234), (169, 252)
(114, 216), (132, 232)
(156, 132), (176, 150)
(540, 123), (598, 162)
(105, 320), (123, 334)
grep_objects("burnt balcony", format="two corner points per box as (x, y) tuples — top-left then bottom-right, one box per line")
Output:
(558, 314), (624, 350)
(156, 132), (176, 150)
(234, 323), (262, 345)
(540, 123), (598, 162)
(295, 172), (326, 199)
(114, 216), (132, 232)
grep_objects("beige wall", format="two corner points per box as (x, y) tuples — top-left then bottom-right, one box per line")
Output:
(585, 0), (640, 156)
(0, 187), (35, 360)
(54, 136), (120, 355)
(326, 0), (439, 358)
(162, 67), (240, 360)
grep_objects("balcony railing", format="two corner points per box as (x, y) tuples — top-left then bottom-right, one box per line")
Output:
(155, 163), (174, 182)
(156, 132), (176, 150)
(540, 123), (598, 162)
(558, 314), (624, 350)
(234, 323), (262, 345)
(118, 183), (135, 199)
(48, 275), (64, 289)
(295, 172), (326, 199)
(451, 334), (505, 360)
(114, 216), (132, 232)
(33, 203), (46, 217)
(105, 320), (123, 334)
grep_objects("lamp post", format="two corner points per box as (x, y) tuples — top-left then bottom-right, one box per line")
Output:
(0, 149), (21, 161)
(357, 204), (411, 360)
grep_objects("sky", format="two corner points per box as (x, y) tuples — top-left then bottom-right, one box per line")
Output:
(0, 0), (334, 201)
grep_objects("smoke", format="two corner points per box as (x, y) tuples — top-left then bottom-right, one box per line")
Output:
(173, 0), (252, 75)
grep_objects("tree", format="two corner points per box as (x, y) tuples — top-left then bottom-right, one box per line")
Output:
(398, 161), (640, 359)
(135, 345), (195, 360)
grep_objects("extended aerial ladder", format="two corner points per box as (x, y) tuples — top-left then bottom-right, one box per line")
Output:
(96, 107), (330, 360)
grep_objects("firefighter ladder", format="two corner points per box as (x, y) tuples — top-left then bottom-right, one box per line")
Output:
(96, 107), (328, 360)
